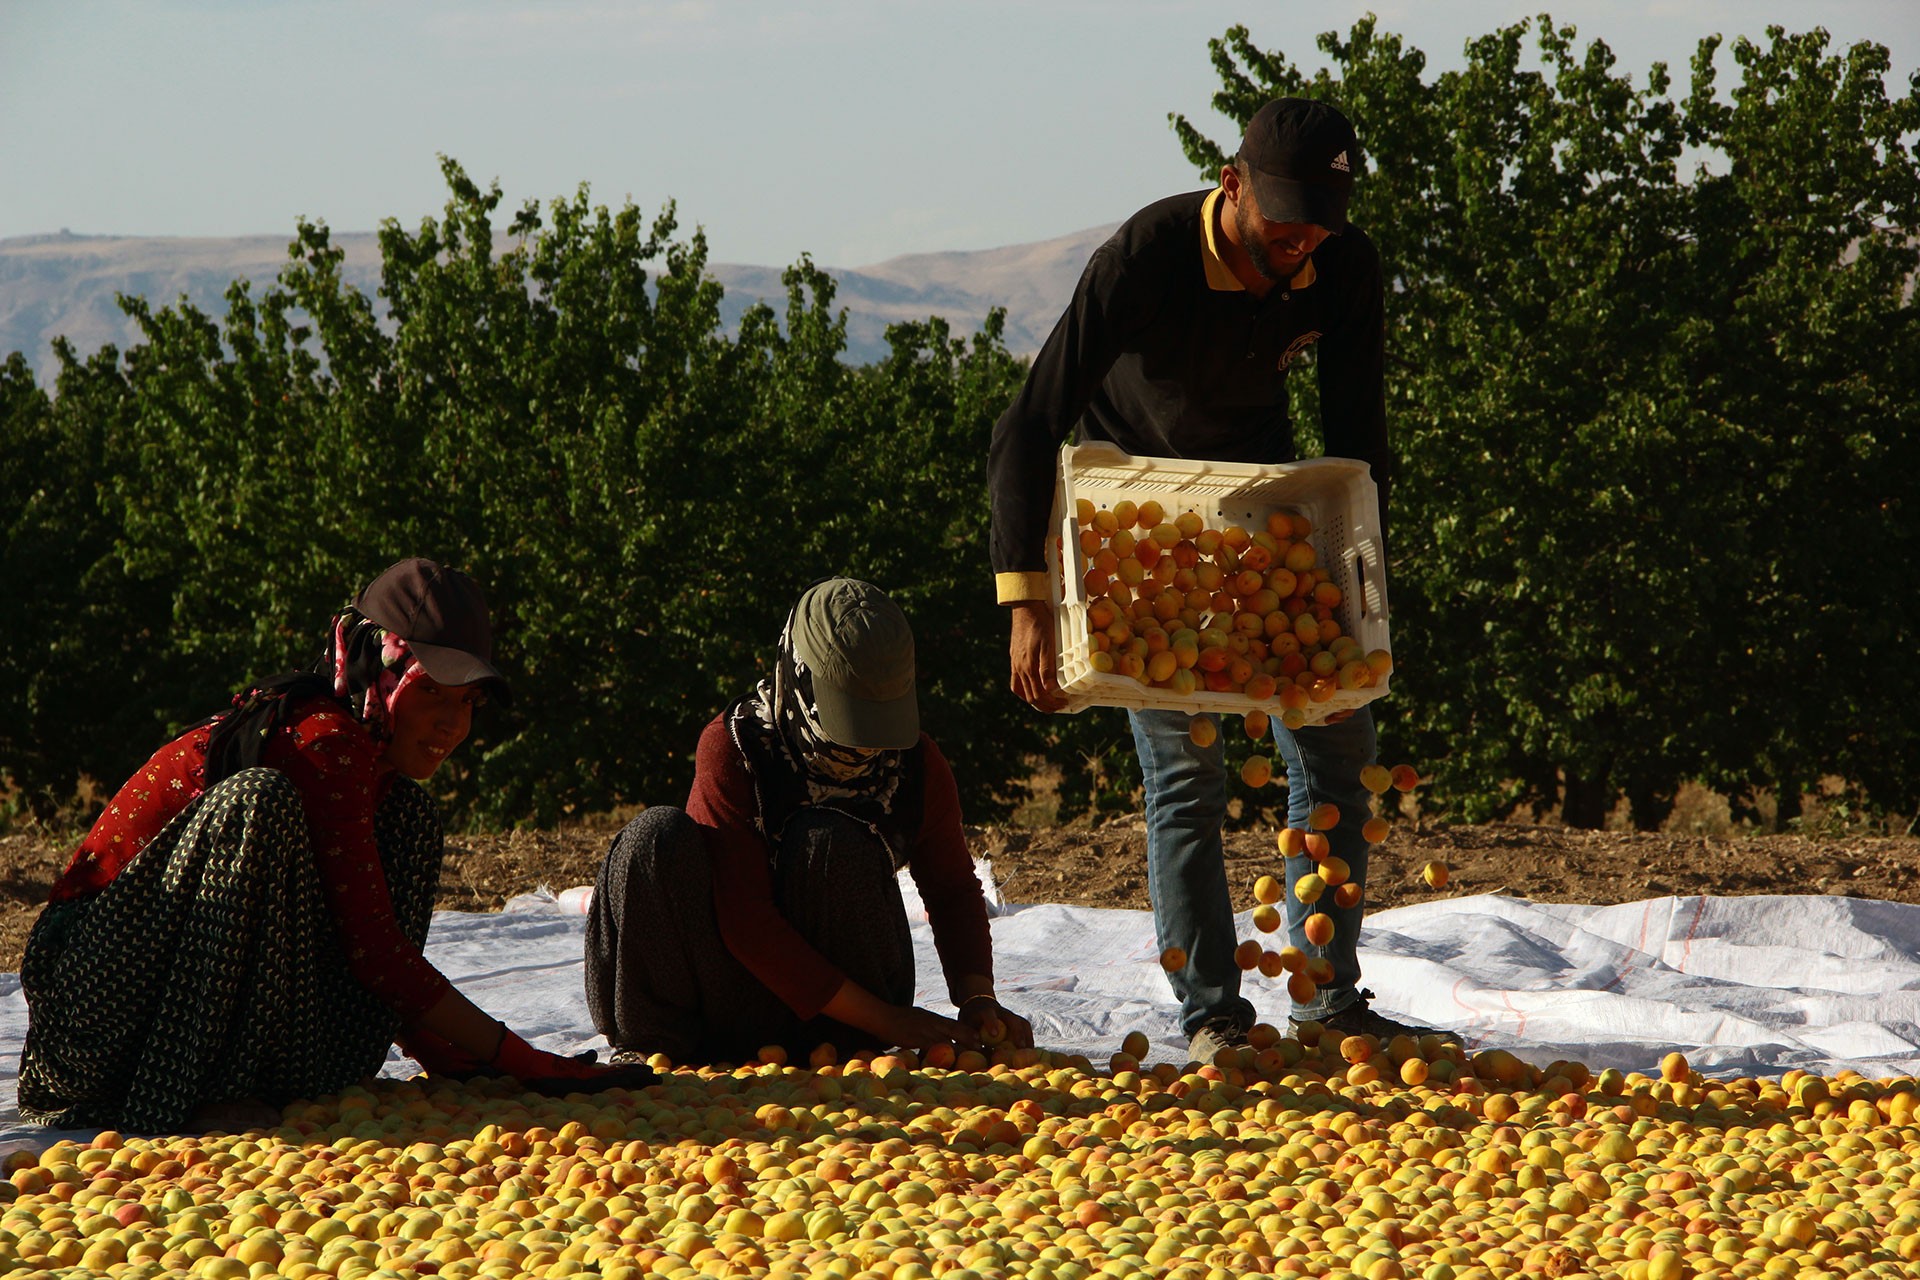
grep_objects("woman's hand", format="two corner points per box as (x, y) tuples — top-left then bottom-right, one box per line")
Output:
(875, 1004), (980, 1052)
(958, 997), (1035, 1050)
(488, 1027), (658, 1095)
(826, 979), (975, 1052)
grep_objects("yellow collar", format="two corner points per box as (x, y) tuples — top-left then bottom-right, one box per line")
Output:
(1200, 187), (1317, 292)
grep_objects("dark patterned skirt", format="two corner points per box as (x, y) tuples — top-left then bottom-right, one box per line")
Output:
(584, 806), (914, 1065)
(17, 767), (443, 1132)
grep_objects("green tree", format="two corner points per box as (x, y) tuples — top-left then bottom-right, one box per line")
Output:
(0, 159), (1063, 829)
(1173, 17), (1920, 827)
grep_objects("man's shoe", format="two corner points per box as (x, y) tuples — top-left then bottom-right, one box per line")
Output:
(1187, 1016), (1252, 1066)
(1294, 989), (1459, 1045)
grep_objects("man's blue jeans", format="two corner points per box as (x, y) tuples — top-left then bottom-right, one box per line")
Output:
(1130, 704), (1378, 1033)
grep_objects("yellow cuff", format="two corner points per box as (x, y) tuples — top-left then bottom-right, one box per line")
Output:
(996, 571), (1051, 605)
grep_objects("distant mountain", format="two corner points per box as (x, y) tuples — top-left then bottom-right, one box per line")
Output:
(0, 223), (1119, 381)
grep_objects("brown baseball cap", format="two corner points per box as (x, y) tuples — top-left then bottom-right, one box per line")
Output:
(356, 558), (512, 704)
(790, 579), (918, 750)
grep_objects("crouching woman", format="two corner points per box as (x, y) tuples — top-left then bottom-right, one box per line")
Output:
(586, 578), (1032, 1066)
(18, 557), (651, 1133)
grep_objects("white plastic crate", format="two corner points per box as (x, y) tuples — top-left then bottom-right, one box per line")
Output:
(1047, 441), (1391, 724)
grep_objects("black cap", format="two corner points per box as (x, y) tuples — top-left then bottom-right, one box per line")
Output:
(356, 558), (512, 705)
(1238, 98), (1359, 232)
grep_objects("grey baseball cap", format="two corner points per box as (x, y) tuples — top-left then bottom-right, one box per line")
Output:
(790, 578), (919, 750)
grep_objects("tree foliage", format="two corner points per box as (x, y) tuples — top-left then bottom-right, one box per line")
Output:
(1173, 18), (1920, 827)
(5, 18), (1917, 834)
(0, 160), (1081, 827)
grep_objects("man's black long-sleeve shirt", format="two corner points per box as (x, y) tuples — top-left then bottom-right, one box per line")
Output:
(988, 186), (1389, 602)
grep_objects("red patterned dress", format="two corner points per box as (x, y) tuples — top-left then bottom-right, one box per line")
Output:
(19, 694), (453, 1131)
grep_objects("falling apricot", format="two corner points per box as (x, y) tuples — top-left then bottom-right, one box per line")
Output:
(1390, 764), (1421, 791)
(1361, 816), (1390, 844)
(1253, 874), (1282, 905)
(1159, 946), (1188, 972)
(1188, 716), (1217, 748)
(1303, 913), (1335, 946)
(1423, 861), (1449, 888)
(1240, 755), (1273, 787)
(1277, 828), (1307, 858)
(1294, 874), (1327, 905)
(1251, 903), (1282, 933)
(1308, 802), (1341, 831)
(1233, 940), (1262, 971)
(1304, 832), (1331, 861)
(1333, 881), (1363, 909)
(1320, 855), (1350, 887)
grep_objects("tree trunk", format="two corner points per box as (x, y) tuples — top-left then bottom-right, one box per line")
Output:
(1625, 781), (1676, 832)
(1772, 779), (1803, 832)
(1561, 770), (1612, 830)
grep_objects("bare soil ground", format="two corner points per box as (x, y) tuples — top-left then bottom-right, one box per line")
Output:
(2, 805), (1914, 971)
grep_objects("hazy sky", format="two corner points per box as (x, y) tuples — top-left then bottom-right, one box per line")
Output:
(2, 1), (1915, 267)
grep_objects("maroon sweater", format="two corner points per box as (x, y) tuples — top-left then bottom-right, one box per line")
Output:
(685, 715), (995, 1020)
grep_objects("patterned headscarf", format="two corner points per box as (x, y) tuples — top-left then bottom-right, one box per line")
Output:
(202, 608), (427, 785)
(729, 606), (908, 813)
(328, 612), (428, 744)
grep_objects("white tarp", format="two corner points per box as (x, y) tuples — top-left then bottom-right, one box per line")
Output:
(5, 877), (1918, 1149)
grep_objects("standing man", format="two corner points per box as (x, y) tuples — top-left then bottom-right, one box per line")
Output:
(989, 98), (1441, 1062)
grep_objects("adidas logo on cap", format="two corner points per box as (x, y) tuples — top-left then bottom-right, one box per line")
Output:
(1331, 150), (1351, 173)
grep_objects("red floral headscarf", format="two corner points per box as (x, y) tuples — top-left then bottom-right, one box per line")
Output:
(330, 613), (428, 744)
(203, 608), (427, 784)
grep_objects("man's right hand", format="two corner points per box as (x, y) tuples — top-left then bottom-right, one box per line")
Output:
(1008, 600), (1066, 712)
